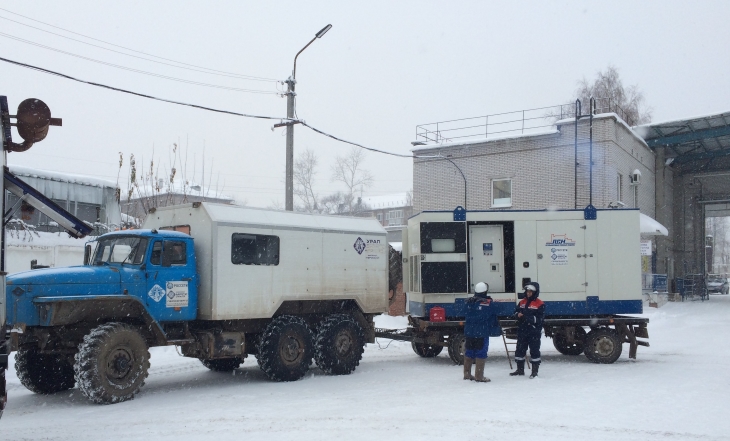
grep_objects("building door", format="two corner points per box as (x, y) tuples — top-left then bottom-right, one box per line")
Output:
(536, 221), (586, 295)
(469, 225), (505, 293)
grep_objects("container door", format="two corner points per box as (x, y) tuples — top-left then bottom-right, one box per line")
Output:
(536, 221), (586, 295)
(469, 225), (505, 293)
(145, 239), (198, 321)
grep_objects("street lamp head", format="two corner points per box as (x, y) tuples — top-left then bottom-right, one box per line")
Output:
(316, 24), (332, 38)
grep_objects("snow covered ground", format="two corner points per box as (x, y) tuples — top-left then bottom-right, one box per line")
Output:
(3, 296), (730, 441)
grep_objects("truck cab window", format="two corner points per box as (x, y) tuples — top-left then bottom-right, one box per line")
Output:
(150, 241), (162, 265)
(167, 241), (187, 265)
(232, 233), (279, 266)
(92, 236), (149, 265)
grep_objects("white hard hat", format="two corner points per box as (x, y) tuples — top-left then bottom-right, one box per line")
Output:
(524, 284), (536, 292)
(475, 282), (489, 294)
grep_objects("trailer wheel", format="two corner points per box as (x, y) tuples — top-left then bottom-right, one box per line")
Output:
(314, 314), (365, 375)
(447, 333), (466, 365)
(15, 347), (75, 394)
(74, 323), (150, 404)
(200, 358), (243, 372)
(258, 316), (313, 382)
(552, 326), (587, 356)
(411, 341), (443, 358)
(584, 328), (622, 364)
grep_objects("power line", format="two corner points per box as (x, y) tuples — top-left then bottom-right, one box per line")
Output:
(0, 55), (286, 120)
(0, 15), (279, 83)
(0, 55), (423, 159)
(0, 32), (279, 94)
(0, 6), (279, 82)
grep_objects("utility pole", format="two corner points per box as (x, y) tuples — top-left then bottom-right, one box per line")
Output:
(284, 24), (332, 211)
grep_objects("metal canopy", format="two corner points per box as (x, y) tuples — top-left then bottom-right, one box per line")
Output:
(638, 111), (730, 164)
(4, 168), (92, 238)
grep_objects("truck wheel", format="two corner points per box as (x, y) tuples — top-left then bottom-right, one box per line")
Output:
(74, 323), (150, 404)
(314, 314), (365, 375)
(552, 326), (586, 356)
(411, 341), (443, 358)
(200, 358), (243, 372)
(447, 333), (466, 365)
(15, 347), (75, 394)
(584, 328), (622, 364)
(258, 316), (313, 382)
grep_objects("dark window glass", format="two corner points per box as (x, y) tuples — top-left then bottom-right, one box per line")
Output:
(232, 234), (279, 266)
(150, 241), (162, 265)
(167, 241), (187, 265)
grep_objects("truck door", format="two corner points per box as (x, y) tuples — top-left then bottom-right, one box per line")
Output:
(535, 221), (586, 296)
(145, 239), (197, 321)
(469, 225), (505, 293)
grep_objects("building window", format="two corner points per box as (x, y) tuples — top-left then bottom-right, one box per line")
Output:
(231, 233), (280, 266)
(492, 179), (512, 207)
(376, 213), (382, 222)
(386, 210), (403, 225)
(616, 173), (624, 202)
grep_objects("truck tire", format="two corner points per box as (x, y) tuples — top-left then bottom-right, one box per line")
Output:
(200, 358), (243, 372)
(584, 328), (622, 364)
(552, 326), (586, 356)
(258, 316), (313, 382)
(314, 314), (365, 375)
(411, 341), (443, 358)
(447, 333), (466, 365)
(74, 323), (150, 404)
(15, 347), (75, 394)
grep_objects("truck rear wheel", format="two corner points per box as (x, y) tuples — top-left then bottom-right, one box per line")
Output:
(74, 323), (150, 404)
(15, 347), (75, 394)
(552, 326), (586, 356)
(200, 358), (243, 372)
(584, 328), (622, 364)
(411, 341), (443, 358)
(314, 314), (365, 375)
(447, 333), (466, 365)
(258, 316), (313, 382)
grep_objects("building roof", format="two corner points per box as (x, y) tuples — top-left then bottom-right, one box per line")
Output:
(9, 165), (117, 188)
(635, 111), (730, 164)
(362, 193), (410, 209)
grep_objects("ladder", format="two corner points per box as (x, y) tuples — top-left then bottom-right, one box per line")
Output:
(502, 331), (530, 370)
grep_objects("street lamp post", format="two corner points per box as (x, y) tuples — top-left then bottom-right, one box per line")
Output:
(285, 24), (332, 211)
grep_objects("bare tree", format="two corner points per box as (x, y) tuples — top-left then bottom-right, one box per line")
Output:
(331, 147), (374, 214)
(293, 149), (320, 213)
(575, 65), (652, 125)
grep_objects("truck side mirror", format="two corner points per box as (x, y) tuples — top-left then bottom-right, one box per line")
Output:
(162, 243), (173, 267)
(84, 244), (92, 265)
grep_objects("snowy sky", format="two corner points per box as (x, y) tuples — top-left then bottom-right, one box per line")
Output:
(1, 1), (729, 207)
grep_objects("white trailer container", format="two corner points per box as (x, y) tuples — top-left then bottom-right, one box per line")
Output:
(385, 207), (649, 364)
(143, 203), (389, 320)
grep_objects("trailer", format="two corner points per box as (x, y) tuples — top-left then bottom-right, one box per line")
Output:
(377, 206), (650, 365)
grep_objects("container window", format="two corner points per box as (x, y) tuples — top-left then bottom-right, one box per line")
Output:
(431, 238), (456, 253)
(232, 234), (280, 266)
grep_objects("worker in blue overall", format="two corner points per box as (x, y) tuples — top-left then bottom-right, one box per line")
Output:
(511, 283), (545, 378)
(463, 282), (498, 383)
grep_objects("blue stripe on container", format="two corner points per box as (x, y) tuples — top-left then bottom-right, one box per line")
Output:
(409, 299), (643, 319)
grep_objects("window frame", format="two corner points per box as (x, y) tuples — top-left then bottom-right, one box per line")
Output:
(491, 178), (513, 208)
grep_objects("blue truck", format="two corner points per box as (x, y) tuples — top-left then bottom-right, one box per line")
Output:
(5, 203), (389, 405)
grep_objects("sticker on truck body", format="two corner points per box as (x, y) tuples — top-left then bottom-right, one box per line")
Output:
(148, 284), (165, 302)
(166, 281), (189, 308)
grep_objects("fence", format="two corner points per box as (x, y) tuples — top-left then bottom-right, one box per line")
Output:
(414, 97), (636, 145)
(642, 273), (668, 293)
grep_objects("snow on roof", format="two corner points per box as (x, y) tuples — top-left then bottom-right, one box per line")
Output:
(157, 202), (387, 235)
(127, 179), (233, 202)
(640, 213), (668, 236)
(362, 192), (410, 209)
(9, 165), (117, 189)
(5, 230), (88, 248)
(555, 113), (650, 149)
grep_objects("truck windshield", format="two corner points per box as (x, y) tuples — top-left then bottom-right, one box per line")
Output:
(92, 236), (149, 266)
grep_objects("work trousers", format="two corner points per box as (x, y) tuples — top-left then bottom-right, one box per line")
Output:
(514, 333), (541, 363)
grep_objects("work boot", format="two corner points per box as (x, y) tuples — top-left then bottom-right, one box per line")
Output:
(463, 358), (475, 380)
(474, 358), (491, 382)
(530, 362), (540, 379)
(510, 360), (525, 376)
